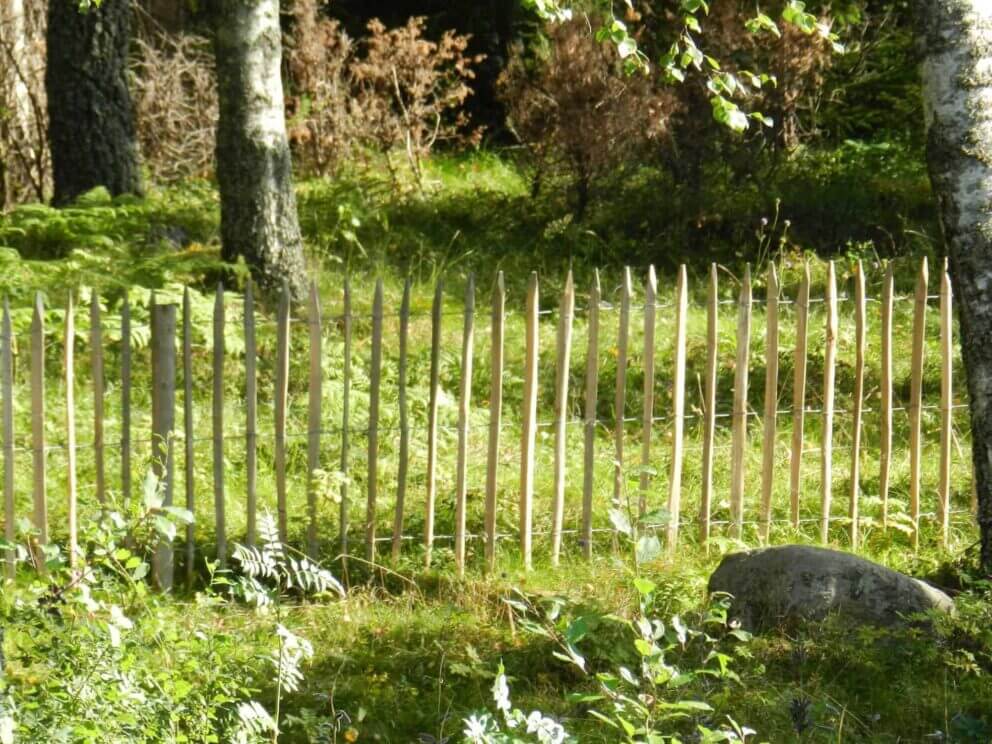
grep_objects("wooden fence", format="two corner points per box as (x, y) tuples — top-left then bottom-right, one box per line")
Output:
(0, 258), (972, 587)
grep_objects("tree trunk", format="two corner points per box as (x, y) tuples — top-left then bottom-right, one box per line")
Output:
(213, 0), (307, 299)
(916, 0), (992, 568)
(46, 0), (142, 206)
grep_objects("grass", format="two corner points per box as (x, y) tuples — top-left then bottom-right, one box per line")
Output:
(0, 146), (989, 742)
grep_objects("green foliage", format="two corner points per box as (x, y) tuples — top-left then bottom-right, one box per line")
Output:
(0, 474), (261, 742)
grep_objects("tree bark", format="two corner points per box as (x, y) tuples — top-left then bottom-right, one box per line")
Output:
(916, 0), (992, 568)
(46, 0), (142, 206)
(213, 0), (307, 299)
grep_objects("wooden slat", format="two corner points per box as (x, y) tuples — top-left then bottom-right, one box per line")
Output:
(151, 302), (176, 590)
(551, 270), (575, 566)
(520, 272), (539, 570)
(120, 293), (132, 506)
(613, 268), (632, 514)
(909, 257), (929, 549)
(667, 265), (688, 550)
(638, 266), (657, 519)
(2, 298), (13, 578)
(244, 281), (257, 547)
(392, 278), (412, 562)
(820, 261), (838, 544)
(30, 292), (46, 546)
(90, 293), (105, 505)
(213, 283), (226, 566)
(700, 264), (718, 543)
(939, 259), (953, 545)
(340, 278), (352, 563)
(850, 261), (866, 549)
(182, 287), (195, 586)
(789, 262), (810, 528)
(879, 264), (894, 529)
(307, 281), (322, 559)
(581, 271), (601, 559)
(730, 266), (752, 540)
(366, 279), (383, 562)
(759, 263), (780, 541)
(65, 293), (77, 568)
(485, 272), (506, 570)
(424, 280), (443, 568)
(455, 276), (475, 576)
(275, 281), (290, 544)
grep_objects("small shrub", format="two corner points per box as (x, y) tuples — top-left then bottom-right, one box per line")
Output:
(286, 5), (484, 190)
(131, 31), (218, 184)
(498, 17), (673, 219)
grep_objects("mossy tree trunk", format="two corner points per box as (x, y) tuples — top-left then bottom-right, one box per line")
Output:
(46, 0), (142, 206)
(916, 0), (992, 568)
(212, 0), (307, 299)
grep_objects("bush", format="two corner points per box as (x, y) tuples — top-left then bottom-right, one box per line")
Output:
(131, 31), (218, 184)
(498, 17), (673, 219)
(286, 3), (484, 189)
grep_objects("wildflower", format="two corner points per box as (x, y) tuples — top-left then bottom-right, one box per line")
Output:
(526, 711), (567, 744)
(463, 714), (491, 743)
(492, 674), (511, 715)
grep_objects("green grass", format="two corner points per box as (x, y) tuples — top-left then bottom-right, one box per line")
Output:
(0, 147), (988, 742)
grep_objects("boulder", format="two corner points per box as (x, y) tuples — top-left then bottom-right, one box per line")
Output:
(708, 545), (953, 630)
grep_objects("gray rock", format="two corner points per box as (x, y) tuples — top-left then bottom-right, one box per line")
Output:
(708, 545), (954, 630)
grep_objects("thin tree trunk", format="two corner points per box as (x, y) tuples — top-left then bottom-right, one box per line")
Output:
(917, 0), (992, 567)
(46, 0), (142, 206)
(213, 0), (307, 299)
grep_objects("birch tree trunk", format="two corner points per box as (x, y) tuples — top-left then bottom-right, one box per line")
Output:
(917, 0), (992, 567)
(213, 0), (307, 298)
(46, 0), (142, 206)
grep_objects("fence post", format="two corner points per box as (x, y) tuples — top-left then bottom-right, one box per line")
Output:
(520, 272), (539, 570)
(213, 283), (226, 566)
(65, 293), (77, 569)
(939, 259), (953, 545)
(639, 266), (657, 519)
(582, 271), (600, 560)
(613, 268), (632, 519)
(275, 281), (290, 544)
(2, 298), (13, 579)
(30, 292), (46, 548)
(367, 279), (383, 563)
(850, 261), (866, 549)
(485, 272), (506, 571)
(307, 281), (322, 559)
(880, 264), (893, 529)
(340, 278), (352, 570)
(424, 280), (443, 568)
(182, 287), (196, 586)
(821, 261), (838, 544)
(759, 263), (779, 541)
(551, 270), (575, 567)
(700, 265), (718, 544)
(244, 280), (257, 547)
(151, 301), (177, 591)
(909, 257), (929, 549)
(667, 265), (688, 551)
(730, 266), (752, 539)
(392, 277), (411, 562)
(90, 293), (105, 506)
(121, 293), (132, 507)
(392, 278), (412, 562)
(455, 276), (475, 576)
(790, 262), (810, 528)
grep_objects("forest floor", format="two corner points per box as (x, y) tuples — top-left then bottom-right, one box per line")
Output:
(1, 148), (990, 742)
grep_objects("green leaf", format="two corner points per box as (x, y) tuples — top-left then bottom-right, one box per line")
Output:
(609, 508), (633, 537)
(154, 515), (177, 543)
(636, 535), (662, 564)
(633, 577), (656, 597)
